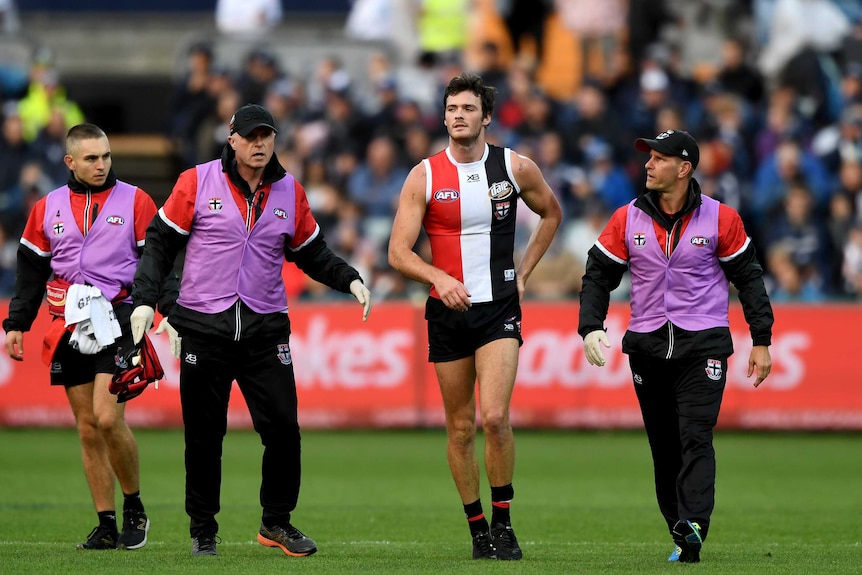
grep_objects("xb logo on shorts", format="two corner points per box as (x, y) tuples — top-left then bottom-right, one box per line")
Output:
(705, 359), (722, 381)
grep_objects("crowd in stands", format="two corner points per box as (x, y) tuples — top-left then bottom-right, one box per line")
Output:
(2, 0), (862, 304)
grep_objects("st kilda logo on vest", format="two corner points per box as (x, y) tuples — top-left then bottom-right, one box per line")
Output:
(207, 197), (223, 213)
(633, 232), (646, 248)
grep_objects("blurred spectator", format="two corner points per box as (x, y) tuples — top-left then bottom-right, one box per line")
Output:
(264, 77), (301, 151)
(417, 0), (470, 64)
(765, 240), (827, 302)
(168, 41), (216, 168)
(17, 67), (84, 143)
(560, 79), (626, 164)
(828, 185), (857, 295)
(0, 0), (19, 33)
(764, 179), (832, 292)
(0, 103), (30, 216)
(534, 131), (575, 215)
(758, 0), (851, 82)
(554, 0), (627, 84)
(235, 46), (282, 107)
(29, 107), (69, 187)
(195, 87), (241, 163)
(841, 221), (862, 297)
(471, 41), (509, 100)
(346, 134), (408, 241)
(716, 36), (765, 108)
(215, 0), (282, 35)
(752, 138), (832, 221)
(0, 216), (17, 296)
(345, 0), (419, 62)
(499, 0), (552, 65)
(754, 86), (808, 163)
(626, 0), (669, 73)
(582, 137), (636, 211)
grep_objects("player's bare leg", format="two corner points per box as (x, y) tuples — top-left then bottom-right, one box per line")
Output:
(93, 372), (149, 550)
(436, 356), (480, 504)
(436, 356), (495, 558)
(476, 338), (518, 487)
(67, 382), (119, 549)
(476, 338), (522, 560)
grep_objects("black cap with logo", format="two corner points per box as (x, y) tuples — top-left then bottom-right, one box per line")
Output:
(635, 129), (699, 169)
(229, 104), (278, 137)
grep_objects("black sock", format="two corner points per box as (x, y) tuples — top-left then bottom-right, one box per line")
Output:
(463, 499), (489, 534)
(98, 510), (117, 531)
(491, 484), (514, 526)
(123, 491), (144, 513)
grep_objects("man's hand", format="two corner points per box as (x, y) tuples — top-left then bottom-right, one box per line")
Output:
(433, 274), (472, 312)
(155, 317), (182, 359)
(748, 345), (772, 387)
(349, 279), (372, 322)
(130, 305), (155, 344)
(5, 330), (24, 361)
(583, 329), (611, 367)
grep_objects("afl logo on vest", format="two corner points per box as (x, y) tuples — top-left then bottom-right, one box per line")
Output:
(434, 189), (460, 202)
(690, 236), (710, 246)
(105, 215), (125, 226)
(273, 208), (288, 219)
(488, 181), (514, 200)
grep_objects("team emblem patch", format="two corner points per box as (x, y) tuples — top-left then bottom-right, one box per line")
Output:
(633, 232), (646, 248)
(488, 181), (514, 200)
(633, 373), (643, 385)
(494, 201), (510, 220)
(208, 198), (223, 212)
(273, 207), (288, 219)
(705, 359), (722, 381)
(277, 343), (292, 365)
(105, 215), (125, 226)
(52, 221), (64, 236)
(434, 189), (459, 202)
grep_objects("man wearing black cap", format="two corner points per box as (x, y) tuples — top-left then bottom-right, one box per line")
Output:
(130, 103), (372, 557)
(577, 129), (774, 563)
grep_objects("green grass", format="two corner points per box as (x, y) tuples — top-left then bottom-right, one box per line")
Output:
(0, 429), (860, 574)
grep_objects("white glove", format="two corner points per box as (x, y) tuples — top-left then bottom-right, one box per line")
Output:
(129, 305), (155, 344)
(583, 329), (611, 367)
(349, 279), (372, 322)
(155, 317), (182, 359)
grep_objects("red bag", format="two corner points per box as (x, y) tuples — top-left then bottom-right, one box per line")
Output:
(109, 334), (164, 403)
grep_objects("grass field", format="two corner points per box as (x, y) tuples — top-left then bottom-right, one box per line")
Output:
(0, 428), (860, 574)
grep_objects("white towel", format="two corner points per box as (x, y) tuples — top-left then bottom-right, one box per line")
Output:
(65, 284), (122, 354)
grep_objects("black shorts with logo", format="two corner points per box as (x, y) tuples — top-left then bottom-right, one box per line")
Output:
(49, 310), (135, 387)
(425, 292), (523, 363)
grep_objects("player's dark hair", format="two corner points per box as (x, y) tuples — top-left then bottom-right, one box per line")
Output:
(443, 73), (496, 118)
(66, 123), (107, 153)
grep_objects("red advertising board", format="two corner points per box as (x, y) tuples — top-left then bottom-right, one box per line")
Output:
(1, 301), (860, 430)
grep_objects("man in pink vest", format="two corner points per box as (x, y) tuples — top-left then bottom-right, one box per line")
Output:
(130, 104), (371, 557)
(3, 123), (178, 550)
(578, 129), (774, 563)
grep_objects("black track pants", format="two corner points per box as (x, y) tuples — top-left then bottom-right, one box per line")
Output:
(629, 353), (727, 541)
(180, 332), (301, 536)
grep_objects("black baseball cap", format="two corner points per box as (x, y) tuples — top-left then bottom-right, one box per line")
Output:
(229, 104), (277, 137)
(635, 129), (699, 169)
